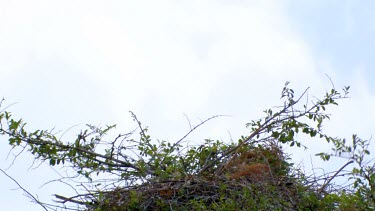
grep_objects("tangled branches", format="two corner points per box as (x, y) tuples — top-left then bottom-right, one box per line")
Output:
(1, 82), (374, 210)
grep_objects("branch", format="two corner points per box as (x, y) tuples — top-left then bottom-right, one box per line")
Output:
(172, 115), (224, 150)
(318, 160), (354, 195)
(54, 194), (90, 206)
(198, 88), (308, 175)
(23, 136), (141, 172)
(0, 168), (48, 211)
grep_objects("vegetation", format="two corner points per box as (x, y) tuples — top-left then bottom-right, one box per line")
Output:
(0, 81), (374, 210)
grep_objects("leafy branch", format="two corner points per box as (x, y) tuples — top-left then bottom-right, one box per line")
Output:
(199, 82), (350, 175)
(2, 81), (374, 210)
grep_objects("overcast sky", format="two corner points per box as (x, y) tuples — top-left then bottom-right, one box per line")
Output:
(1, 1), (375, 210)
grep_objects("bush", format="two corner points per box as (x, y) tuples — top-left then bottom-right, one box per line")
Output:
(1, 82), (374, 210)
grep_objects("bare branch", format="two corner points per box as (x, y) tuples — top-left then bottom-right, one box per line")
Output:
(0, 168), (49, 211)
(318, 160), (354, 195)
(172, 115), (225, 150)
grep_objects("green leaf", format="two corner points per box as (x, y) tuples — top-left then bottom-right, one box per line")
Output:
(50, 159), (56, 166)
(287, 130), (294, 140)
(310, 130), (317, 137)
(324, 154), (330, 161)
(5, 111), (11, 120)
(9, 119), (22, 130)
(302, 128), (309, 133)
(9, 137), (17, 145)
(271, 132), (279, 139)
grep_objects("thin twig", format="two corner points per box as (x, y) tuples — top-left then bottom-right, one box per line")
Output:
(0, 168), (49, 211)
(183, 113), (192, 130)
(54, 194), (88, 205)
(172, 115), (225, 150)
(318, 160), (354, 195)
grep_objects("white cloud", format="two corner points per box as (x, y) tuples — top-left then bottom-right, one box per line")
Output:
(64, 1), (321, 141)
(2, 1), (368, 210)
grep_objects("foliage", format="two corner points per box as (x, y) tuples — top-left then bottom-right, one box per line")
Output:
(0, 81), (374, 210)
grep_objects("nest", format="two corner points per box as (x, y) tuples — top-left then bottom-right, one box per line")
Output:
(88, 175), (303, 211)
(86, 145), (311, 210)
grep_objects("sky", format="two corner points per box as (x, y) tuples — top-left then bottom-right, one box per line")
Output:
(1, 1), (375, 210)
